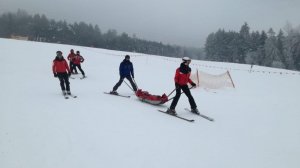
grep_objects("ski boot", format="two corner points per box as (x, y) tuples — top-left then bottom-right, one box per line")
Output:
(67, 91), (72, 95)
(191, 108), (200, 114)
(62, 90), (67, 96)
(110, 90), (118, 95)
(166, 108), (177, 116)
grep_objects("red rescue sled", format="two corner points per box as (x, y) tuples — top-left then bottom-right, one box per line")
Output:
(135, 89), (168, 105)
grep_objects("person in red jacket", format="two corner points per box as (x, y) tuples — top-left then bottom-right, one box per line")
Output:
(52, 51), (72, 96)
(67, 49), (78, 74)
(71, 51), (85, 78)
(167, 57), (198, 115)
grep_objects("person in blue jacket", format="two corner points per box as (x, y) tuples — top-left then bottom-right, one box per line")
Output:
(110, 55), (137, 94)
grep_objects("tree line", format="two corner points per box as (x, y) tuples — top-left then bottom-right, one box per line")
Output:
(205, 23), (300, 70)
(1, 10), (299, 71)
(0, 10), (202, 59)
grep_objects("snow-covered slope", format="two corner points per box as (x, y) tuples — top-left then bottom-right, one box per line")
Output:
(1, 38), (300, 168)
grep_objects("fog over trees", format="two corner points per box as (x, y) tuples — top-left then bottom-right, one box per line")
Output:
(1, 10), (299, 70)
(0, 10), (202, 58)
(205, 23), (300, 70)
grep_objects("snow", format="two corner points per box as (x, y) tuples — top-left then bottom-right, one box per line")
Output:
(1, 38), (300, 168)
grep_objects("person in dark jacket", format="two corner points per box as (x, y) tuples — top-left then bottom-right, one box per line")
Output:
(52, 51), (72, 95)
(167, 57), (198, 115)
(110, 55), (137, 94)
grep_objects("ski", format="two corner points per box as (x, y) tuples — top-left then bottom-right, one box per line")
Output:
(184, 108), (214, 122)
(157, 110), (194, 122)
(70, 76), (86, 80)
(103, 92), (130, 98)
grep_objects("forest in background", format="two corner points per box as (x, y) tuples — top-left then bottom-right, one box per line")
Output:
(0, 10), (299, 70)
(0, 10), (203, 59)
(205, 23), (300, 70)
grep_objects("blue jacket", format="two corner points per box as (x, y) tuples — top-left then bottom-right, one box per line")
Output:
(119, 59), (134, 78)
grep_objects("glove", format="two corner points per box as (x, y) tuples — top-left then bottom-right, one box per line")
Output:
(175, 83), (180, 89)
(68, 72), (71, 77)
(191, 82), (196, 87)
(132, 75), (134, 79)
(54, 73), (57, 78)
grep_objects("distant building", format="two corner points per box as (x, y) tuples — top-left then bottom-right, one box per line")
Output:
(10, 35), (29, 41)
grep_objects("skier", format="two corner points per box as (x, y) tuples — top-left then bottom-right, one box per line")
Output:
(71, 50), (86, 78)
(110, 55), (137, 94)
(67, 49), (78, 74)
(52, 51), (72, 96)
(167, 57), (198, 115)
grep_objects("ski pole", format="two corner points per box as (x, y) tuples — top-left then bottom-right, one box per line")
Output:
(124, 80), (134, 92)
(167, 88), (176, 97)
(166, 86), (195, 102)
(132, 78), (139, 90)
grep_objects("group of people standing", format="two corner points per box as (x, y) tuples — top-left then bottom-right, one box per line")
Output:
(52, 52), (199, 115)
(52, 49), (85, 96)
(67, 49), (86, 76)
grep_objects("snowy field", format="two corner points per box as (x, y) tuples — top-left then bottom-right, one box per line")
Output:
(1, 38), (300, 168)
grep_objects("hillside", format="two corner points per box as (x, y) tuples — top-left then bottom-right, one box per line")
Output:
(1, 38), (300, 168)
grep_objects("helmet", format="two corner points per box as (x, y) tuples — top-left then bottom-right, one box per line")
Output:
(76, 51), (80, 54)
(182, 56), (191, 62)
(70, 49), (74, 52)
(56, 51), (62, 55)
(125, 55), (130, 59)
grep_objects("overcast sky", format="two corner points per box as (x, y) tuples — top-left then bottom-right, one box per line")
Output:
(0, 0), (299, 47)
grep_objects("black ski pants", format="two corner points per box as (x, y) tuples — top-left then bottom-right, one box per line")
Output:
(71, 64), (85, 76)
(69, 61), (78, 73)
(113, 76), (137, 92)
(170, 84), (197, 110)
(57, 72), (70, 91)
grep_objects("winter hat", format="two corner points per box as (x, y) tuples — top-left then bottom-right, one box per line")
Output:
(182, 56), (191, 62)
(56, 51), (62, 55)
(70, 49), (74, 52)
(76, 51), (80, 54)
(125, 55), (130, 59)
